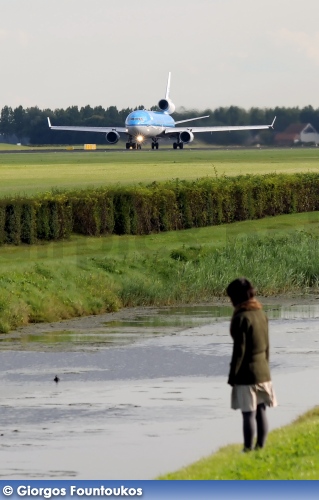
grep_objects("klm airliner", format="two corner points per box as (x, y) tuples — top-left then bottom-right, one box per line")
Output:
(47, 73), (276, 150)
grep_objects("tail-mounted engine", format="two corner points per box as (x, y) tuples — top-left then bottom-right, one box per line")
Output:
(158, 98), (176, 115)
(105, 131), (120, 144)
(180, 131), (194, 144)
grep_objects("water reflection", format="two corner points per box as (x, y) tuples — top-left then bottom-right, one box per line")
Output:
(1, 302), (319, 351)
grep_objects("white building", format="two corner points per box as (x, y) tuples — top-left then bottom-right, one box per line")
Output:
(275, 123), (319, 145)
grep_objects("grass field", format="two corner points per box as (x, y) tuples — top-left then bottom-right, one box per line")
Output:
(0, 143), (30, 151)
(0, 212), (319, 332)
(0, 148), (319, 196)
(159, 407), (319, 479)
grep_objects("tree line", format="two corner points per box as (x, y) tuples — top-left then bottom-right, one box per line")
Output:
(0, 103), (318, 145)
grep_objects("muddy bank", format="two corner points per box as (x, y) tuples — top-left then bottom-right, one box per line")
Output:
(4, 293), (319, 344)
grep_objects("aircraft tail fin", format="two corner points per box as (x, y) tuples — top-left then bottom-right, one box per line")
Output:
(165, 72), (171, 100)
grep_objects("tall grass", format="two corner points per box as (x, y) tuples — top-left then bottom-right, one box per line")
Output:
(119, 231), (319, 306)
(1, 230), (319, 332)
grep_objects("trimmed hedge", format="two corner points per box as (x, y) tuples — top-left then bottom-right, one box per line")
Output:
(0, 195), (73, 245)
(1, 173), (319, 245)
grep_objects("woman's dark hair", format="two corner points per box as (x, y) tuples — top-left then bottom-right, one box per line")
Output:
(226, 278), (255, 306)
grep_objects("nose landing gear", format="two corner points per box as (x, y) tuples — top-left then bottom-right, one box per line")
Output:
(126, 135), (142, 150)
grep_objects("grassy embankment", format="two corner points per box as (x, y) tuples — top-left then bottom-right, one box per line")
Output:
(0, 148), (319, 196)
(1, 211), (319, 332)
(159, 407), (319, 479)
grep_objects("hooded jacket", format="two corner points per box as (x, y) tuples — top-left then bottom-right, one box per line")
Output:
(228, 299), (271, 386)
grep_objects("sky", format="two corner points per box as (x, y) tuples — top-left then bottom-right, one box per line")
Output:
(1, 0), (319, 112)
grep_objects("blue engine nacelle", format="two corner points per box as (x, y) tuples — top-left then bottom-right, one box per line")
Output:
(180, 131), (194, 144)
(106, 131), (120, 144)
(158, 98), (176, 115)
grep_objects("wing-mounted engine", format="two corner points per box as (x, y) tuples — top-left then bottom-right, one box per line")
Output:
(180, 131), (194, 144)
(158, 98), (176, 115)
(105, 131), (120, 144)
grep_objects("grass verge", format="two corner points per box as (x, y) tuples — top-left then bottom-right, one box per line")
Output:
(1, 212), (319, 332)
(159, 407), (319, 479)
(0, 148), (319, 196)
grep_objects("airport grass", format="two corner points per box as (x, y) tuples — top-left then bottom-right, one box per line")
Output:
(0, 143), (30, 151)
(159, 407), (319, 479)
(0, 148), (319, 196)
(1, 212), (319, 332)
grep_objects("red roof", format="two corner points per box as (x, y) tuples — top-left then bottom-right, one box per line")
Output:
(275, 123), (308, 144)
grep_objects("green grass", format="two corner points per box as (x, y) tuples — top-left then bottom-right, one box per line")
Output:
(0, 143), (30, 150)
(1, 211), (318, 266)
(159, 407), (319, 479)
(0, 148), (319, 196)
(1, 212), (319, 332)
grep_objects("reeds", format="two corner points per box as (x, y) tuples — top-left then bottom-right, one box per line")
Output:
(1, 230), (318, 332)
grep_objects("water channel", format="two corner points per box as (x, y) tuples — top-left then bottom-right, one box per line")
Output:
(0, 303), (319, 479)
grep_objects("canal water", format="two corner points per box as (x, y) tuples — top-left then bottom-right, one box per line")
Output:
(0, 303), (319, 479)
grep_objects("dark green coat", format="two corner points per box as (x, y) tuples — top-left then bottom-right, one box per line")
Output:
(228, 306), (271, 386)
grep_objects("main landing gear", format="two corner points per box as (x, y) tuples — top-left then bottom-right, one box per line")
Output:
(173, 142), (183, 149)
(151, 140), (159, 150)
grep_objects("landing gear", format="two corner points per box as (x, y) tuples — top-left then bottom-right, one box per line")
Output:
(126, 142), (140, 150)
(151, 140), (159, 150)
(173, 142), (183, 149)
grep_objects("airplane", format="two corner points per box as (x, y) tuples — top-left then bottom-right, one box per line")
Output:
(47, 73), (276, 150)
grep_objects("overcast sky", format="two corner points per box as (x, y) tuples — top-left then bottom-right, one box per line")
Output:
(1, 0), (318, 112)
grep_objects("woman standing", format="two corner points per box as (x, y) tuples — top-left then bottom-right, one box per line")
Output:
(226, 278), (277, 452)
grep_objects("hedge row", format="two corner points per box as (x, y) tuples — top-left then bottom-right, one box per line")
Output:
(1, 173), (319, 244)
(0, 196), (72, 245)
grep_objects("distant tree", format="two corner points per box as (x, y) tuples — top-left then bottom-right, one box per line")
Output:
(249, 107), (266, 125)
(65, 106), (81, 124)
(213, 107), (230, 125)
(80, 105), (94, 120)
(0, 106), (14, 136)
(227, 106), (248, 126)
(300, 105), (319, 131)
(12, 106), (27, 139)
(105, 106), (120, 124)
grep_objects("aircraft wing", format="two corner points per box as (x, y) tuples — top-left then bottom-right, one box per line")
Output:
(164, 118), (276, 135)
(47, 118), (127, 133)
